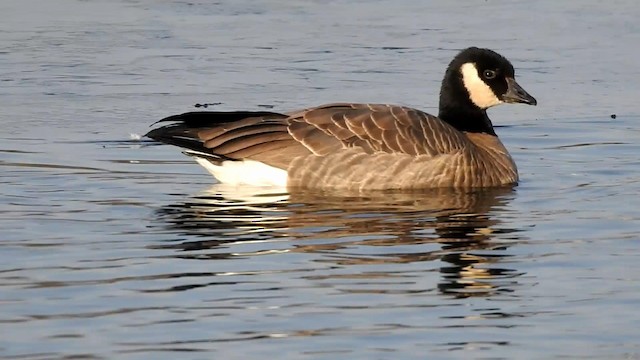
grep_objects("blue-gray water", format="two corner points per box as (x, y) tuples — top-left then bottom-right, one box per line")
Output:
(2, 0), (640, 359)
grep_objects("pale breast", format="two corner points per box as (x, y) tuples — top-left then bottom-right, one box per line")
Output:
(286, 133), (517, 190)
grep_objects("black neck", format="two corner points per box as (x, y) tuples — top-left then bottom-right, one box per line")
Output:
(438, 104), (496, 136)
(437, 73), (497, 136)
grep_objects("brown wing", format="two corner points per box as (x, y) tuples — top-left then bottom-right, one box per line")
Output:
(147, 104), (470, 171)
(195, 117), (318, 169)
(287, 103), (470, 157)
(146, 111), (312, 169)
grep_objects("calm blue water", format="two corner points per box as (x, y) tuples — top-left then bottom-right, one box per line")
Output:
(1, 0), (640, 359)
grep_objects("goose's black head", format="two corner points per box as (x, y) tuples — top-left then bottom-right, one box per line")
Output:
(438, 47), (536, 135)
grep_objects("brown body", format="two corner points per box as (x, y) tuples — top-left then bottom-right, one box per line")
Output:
(157, 103), (518, 190)
(146, 47), (536, 191)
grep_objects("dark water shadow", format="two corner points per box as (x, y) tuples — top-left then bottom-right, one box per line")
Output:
(150, 185), (526, 298)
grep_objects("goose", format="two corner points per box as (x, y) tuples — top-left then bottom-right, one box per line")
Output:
(146, 47), (537, 190)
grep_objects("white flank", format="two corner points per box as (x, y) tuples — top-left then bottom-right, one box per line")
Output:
(194, 157), (288, 188)
(460, 63), (503, 109)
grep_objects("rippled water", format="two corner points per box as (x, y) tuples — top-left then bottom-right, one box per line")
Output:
(2, 0), (640, 359)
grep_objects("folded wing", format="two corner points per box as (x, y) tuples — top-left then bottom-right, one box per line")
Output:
(146, 103), (469, 170)
(288, 103), (469, 157)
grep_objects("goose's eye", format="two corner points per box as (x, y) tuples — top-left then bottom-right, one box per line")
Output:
(483, 70), (497, 80)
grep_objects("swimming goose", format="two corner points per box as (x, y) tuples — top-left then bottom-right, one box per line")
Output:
(146, 47), (536, 190)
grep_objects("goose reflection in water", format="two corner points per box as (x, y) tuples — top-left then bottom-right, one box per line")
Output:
(151, 185), (526, 298)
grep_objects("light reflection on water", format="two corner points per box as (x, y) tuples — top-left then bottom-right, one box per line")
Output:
(151, 186), (525, 299)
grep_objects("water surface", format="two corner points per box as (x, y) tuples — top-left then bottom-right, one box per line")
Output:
(2, 0), (640, 359)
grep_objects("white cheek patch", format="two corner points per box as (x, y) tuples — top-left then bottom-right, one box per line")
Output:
(461, 63), (503, 109)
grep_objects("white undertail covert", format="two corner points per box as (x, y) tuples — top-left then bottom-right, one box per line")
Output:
(194, 157), (288, 187)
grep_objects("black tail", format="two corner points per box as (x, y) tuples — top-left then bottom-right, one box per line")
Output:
(145, 110), (288, 160)
(145, 123), (214, 157)
(150, 111), (287, 127)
